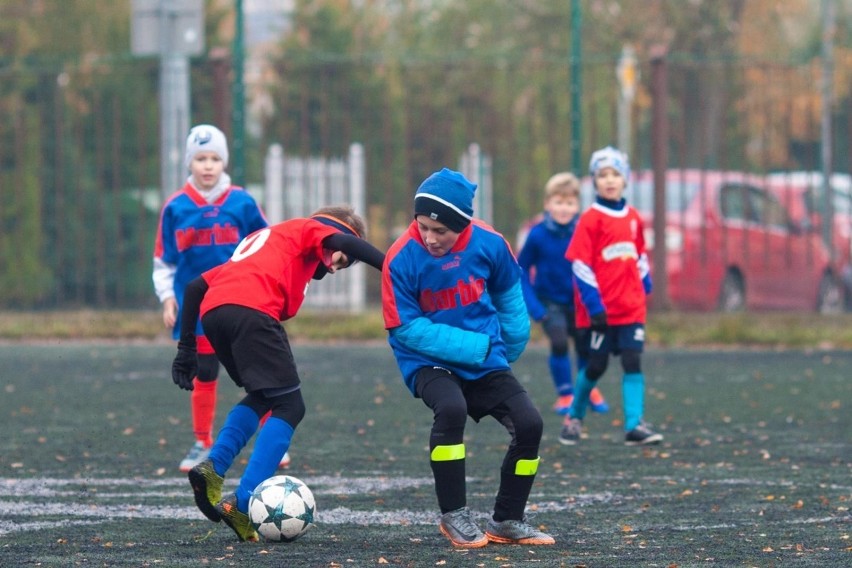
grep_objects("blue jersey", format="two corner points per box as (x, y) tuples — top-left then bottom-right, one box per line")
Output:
(516, 213), (577, 321)
(382, 219), (530, 394)
(153, 182), (268, 339)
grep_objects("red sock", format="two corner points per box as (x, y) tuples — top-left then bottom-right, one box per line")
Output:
(259, 410), (272, 427)
(191, 378), (217, 448)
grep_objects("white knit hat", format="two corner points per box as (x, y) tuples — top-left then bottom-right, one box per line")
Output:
(589, 146), (630, 183)
(184, 124), (229, 170)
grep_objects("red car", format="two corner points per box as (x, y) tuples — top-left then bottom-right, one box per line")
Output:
(768, 172), (852, 309)
(626, 170), (844, 313)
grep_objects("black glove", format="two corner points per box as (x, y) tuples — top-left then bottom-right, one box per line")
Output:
(171, 339), (198, 391)
(590, 311), (608, 333)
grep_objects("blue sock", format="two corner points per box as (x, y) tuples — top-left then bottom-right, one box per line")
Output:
(208, 404), (259, 477)
(569, 368), (594, 420)
(622, 372), (645, 431)
(548, 354), (573, 396)
(236, 417), (295, 512)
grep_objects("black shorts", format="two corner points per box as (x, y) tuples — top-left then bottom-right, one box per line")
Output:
(201, 305), (299, 392)
(415, 367), (527, 422)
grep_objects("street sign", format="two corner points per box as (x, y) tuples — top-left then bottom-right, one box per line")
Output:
(131, 0), (204, 56)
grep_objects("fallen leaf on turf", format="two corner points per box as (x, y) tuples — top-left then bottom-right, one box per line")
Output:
(792, 500), (804, 509)
(378, 557), (388, 564)
(762, 547), (773, 552)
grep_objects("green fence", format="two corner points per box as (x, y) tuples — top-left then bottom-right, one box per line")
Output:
(0, 52), (848, 308)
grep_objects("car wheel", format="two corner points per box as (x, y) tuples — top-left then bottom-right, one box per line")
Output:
(817, 273), (844, 315)
(718, 271), (745, 312)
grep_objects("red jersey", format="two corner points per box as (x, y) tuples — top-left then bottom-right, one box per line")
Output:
(199, 218), (339, 321)
(566, 202), (648, 326)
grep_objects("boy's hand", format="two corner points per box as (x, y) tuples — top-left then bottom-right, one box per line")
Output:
(590, 312), (608, 332)
(171, 340), (198, 391)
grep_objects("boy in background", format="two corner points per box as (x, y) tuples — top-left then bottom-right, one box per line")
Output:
(561, 147), (662, 446)
(517, 172), (609, 417)
(153, 124), (292, 471)
(383, 168), (555, 548)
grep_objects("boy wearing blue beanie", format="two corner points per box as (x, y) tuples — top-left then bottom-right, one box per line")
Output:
(383, 168), (555, 548)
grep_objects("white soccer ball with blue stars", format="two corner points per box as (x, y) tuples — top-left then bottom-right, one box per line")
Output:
(249, 475), (316, 542)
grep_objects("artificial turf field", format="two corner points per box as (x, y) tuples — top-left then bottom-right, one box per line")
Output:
(0, 342), (849, 567)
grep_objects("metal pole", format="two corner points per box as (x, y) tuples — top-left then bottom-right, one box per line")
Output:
(158, 0), (191, 199)
(570, 0), (582, 173)
(232, 0), (246, 186)
(821, 0), (835, 251)
(617, 45), (637, 156)
(651, 46), (670, 311)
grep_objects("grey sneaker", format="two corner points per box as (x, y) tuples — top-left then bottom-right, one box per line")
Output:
(558, 417), (583, 446)
(625, 422), (663, 446)
(179, 441), (211, 473)
(439, 507), (488, 548)
(187, 459), (224, 522)
(485, 518), (555, 545)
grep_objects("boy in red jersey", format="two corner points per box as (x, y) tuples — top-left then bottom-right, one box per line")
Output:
(171, 205), (384, 541)
(561, 147), (663, 446)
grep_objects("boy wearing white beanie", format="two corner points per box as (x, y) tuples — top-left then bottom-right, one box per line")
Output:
(154, 124), (290, 472)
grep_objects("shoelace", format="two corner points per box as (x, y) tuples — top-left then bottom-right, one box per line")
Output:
(448, 510), (480, 537)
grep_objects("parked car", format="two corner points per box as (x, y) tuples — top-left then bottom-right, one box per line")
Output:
(623, 170), (845, 313)
(519, 170), (840, 313)
(767, 171), (852, 309)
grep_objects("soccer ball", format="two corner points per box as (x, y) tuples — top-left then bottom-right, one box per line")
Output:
(248, 475), (316, 542)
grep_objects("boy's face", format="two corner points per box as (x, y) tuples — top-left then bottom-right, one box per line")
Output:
(190, 151), (225, 190)
(593, 166), (626, 201)
(416, 215), (460, 257)
(326, 250), (351, 273)
(544, 194), (580, 225)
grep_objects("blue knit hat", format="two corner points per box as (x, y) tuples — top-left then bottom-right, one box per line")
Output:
(589, 146), (630, 185)
(414, 168), (476, 233)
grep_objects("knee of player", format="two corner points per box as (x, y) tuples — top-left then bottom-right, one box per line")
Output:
(621, 350), (642, 374)
(196, 354), (219, 382)
(585, 358), (608, 381)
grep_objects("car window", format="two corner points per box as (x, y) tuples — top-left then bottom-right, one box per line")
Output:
(720, 184), (748, 221)
(760, 192), (790, 229)
(630, 179), (700, 214)
(805, 187), (852, 216)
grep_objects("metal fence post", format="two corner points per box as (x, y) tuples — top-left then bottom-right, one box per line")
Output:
(651, 46), (671, 311)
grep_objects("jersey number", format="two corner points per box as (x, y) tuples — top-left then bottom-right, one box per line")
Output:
(231, 228), (270, 261)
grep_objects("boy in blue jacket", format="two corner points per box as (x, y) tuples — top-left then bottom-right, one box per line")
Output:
(517, 172), (609, 416)
(382, 168), (554, 549)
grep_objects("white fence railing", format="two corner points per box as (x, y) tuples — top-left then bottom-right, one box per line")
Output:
(261, 142), (492, 313)
(264, 143), (367, 313)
